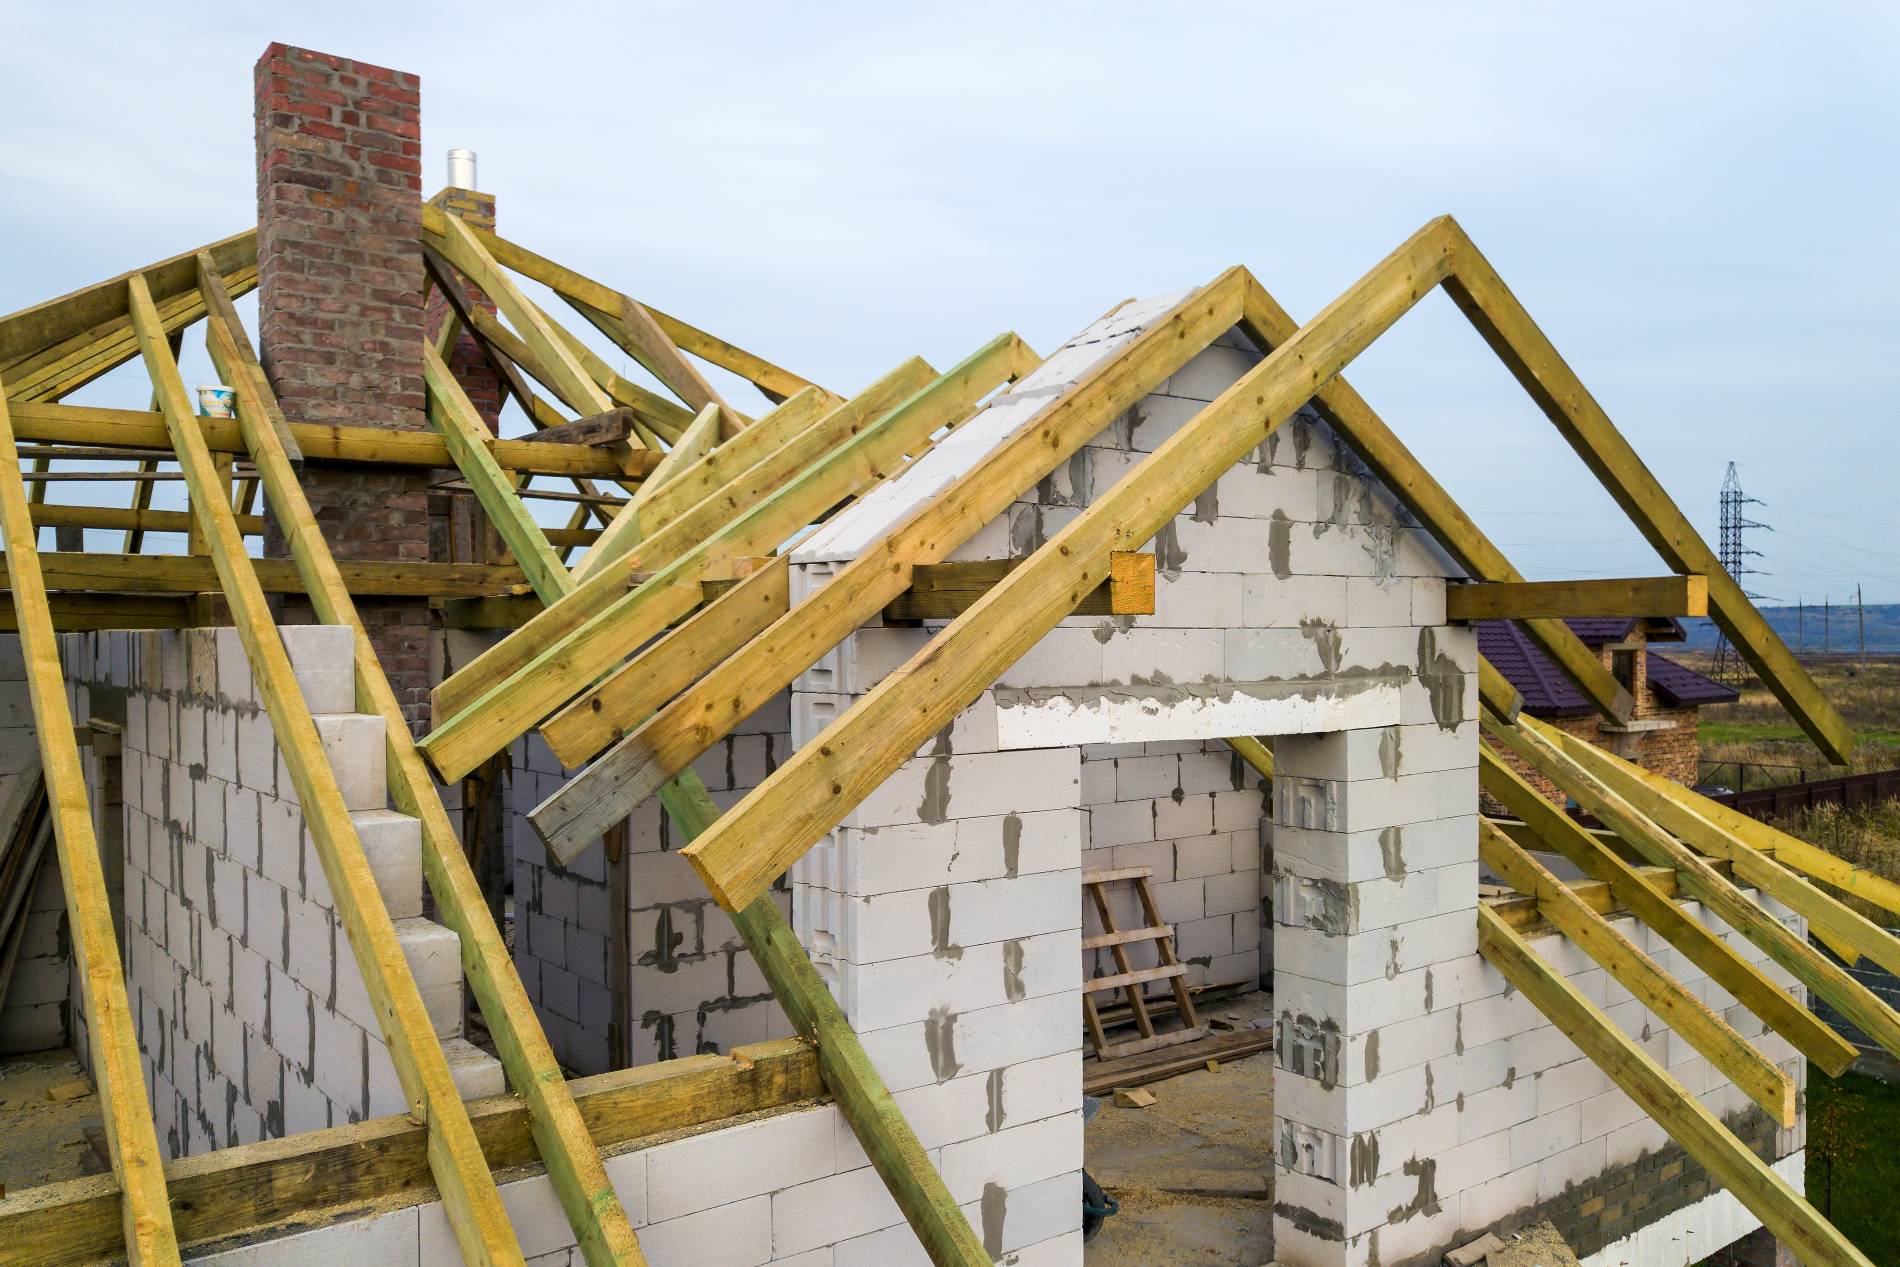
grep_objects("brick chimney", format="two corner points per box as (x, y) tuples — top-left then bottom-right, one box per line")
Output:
(254, 44), (433, 729)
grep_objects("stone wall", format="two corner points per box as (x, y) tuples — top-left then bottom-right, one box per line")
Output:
(63, 627), (498, 1158)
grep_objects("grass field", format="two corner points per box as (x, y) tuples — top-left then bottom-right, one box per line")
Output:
(1677, 652), (1900, 785)
(1806, 1068), (1900, 1266)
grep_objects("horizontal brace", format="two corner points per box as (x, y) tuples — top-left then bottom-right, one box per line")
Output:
(880, 550), (1155, 621)
(1447, 574), (1708, 621)
(6, 401), (655, 479)
(0, 1039), (821, 1265)
(0, 552), (528, 598)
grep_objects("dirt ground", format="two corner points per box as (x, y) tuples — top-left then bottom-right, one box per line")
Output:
(0, 1047), (106, 1192)
(1084, 991), (1275, 1266)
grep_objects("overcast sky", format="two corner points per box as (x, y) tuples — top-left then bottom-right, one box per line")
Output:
(4, 2), (1899, 601)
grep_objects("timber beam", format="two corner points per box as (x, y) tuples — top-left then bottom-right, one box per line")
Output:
(1446, 574), (1708, 621)
(0, 553), (528, 598)
(0, 1040), (821, 1267)
(5, 401), (654, 479)
(881, 551), (1156, 621)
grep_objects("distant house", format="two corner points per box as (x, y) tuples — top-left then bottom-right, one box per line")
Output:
(1479, 616), (1739, 802)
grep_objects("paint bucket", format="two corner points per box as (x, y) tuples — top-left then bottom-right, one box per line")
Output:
(197, 385), (237, 418)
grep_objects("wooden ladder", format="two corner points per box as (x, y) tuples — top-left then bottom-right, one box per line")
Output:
(1082, 866), (1208, 1060)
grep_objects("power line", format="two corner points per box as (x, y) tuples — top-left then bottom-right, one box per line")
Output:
(1713, 462), (1771, 684)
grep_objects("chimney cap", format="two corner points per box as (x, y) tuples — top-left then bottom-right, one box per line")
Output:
(447, 147), (477, 190)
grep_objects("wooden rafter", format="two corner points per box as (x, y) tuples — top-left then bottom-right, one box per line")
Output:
(421, 349), (965, 777)
(524, 272), (1242, 862)
(1477, 745), (1856, 1073)
(1536, 717), (1900, 977)
(431, 356), (934, 727)
(199, 277), (648, 1267)
(1478, 905), (1872, 1267)
(130, 275), (532, 1267)
(1482, 708), (1900, 1059)
(422, 366), (991, 1267)
(418, 205), (823, 405)
(1478, 818), (1794, 1123)
(0, 385), (181, 1265)
(672, 219), (1839, 912)
(1236, 280), (1634, 723)
(517, 335), (1034, 852)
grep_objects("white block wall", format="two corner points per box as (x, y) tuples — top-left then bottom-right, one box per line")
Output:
(1078, 739), (1269, 989)
(185, 1099), (1083, 1266)
(62, 627), (497, 1158)
(508, 696), (795, 1073)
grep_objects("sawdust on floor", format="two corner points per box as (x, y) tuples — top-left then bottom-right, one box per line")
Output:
(1484, 1220), (1582, 1267)
(1085, 991), (1275, 1266)
(0, 1047), (106, 1192)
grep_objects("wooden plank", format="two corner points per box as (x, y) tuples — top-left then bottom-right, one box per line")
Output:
(418, 210), (823, 405)
(0, 1039), (819, 1267)
(5, 401), (651, 478)
(1482, 708), (1900, 1062)
(193, 253), (302, 468)
(1083, 1029), (1275, 1096)
(429, 357), (934, 731)
(5, 267), (253, 405)
(1237, 279), (1633, 723)
(568, 402), (722, 584)
(429, 215), (617, 425)
(1223, 735), (1274, 781)
(1083, 867), (1157, 884)
(0, 593), (190, 631)
(429, 339), (1008, 789)
(537, 273), (1244, 868)
(1441, 225), (1853, 761)
(519, 407), (636, 447)
(1085, 963), (1189, 994)
(1478, 818), (1794, 1124)
(679, 228), (1458, 911)
(403, 364), (985, 1266)
(425, 342), (572, 603)
(1478, 655), (1524, 721)
(1477, 746), (1856, 1073)
(202, 289), (649, 1267)
(1083, 925), (1175, 951)
(562, 292), (732, 418)
(0, 384), (181, 1266)
(31, 501), (267, 538)
(1097, 1026), (1210, 1061)
(0, 552), (527, 598)
(1538, 719), (1900, 978)
(882, 552), (1156, 621)
(132, 276), (530, 1267)
(1477, 905), (1873, 1267)
(539, 556), (791, 768)
(1446, 575), (1708, 621)
(0, 229), (254, 371)
(632, 386), (830, 535)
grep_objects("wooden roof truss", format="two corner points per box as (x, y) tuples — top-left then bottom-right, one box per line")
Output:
(0, 208), (1885, 1265)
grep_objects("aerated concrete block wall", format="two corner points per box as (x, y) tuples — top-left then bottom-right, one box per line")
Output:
(1079, 739), (1269, 988)
(184, 1094), (1082, 1266)
(63, 627), (498, 1158)
(507, 697), (796, 1073)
